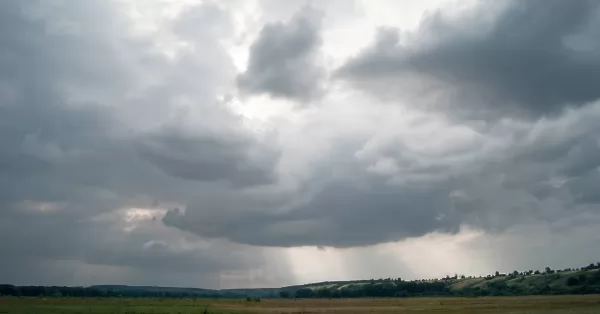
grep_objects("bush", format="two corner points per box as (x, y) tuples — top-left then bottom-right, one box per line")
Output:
(279, 291), (290, 298)
(589, 271), (600, 284)
(567, 277), (580, 286)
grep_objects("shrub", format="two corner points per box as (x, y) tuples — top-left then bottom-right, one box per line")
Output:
(567, 277), (580, 286)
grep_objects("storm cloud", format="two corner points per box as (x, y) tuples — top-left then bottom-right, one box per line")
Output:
(237, 7), (325, 103)
(0, 0), (280, 287)
(2, 0), (600, 288)
(337, 0), (600, 118)
(167, 0), (600, 247)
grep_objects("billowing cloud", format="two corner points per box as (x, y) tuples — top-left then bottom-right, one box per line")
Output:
(136, 126), (277, 186)
(237, 7), (325, 103)
(337, 0), (600, 118)
(164, 99), (600, 247)
(2, 0), (600, 289)
(0, 0), (280, 287)
(166, 0), (600, 248)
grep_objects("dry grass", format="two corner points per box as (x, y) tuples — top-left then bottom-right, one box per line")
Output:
(450, 278), (484, 290)
(222, 295), (600, 313)
(1, 295), (600, 313)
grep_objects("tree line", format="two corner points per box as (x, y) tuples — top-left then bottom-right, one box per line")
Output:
(0, 285), (227, 298)
(1, 262), (599, 298)
(280, 262), (600, 299)
(283, 280), (448, 298)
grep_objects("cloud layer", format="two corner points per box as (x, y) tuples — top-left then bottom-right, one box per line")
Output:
(2, 0), (600, 288)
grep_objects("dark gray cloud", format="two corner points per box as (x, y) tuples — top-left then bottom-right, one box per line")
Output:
(3, 0), (600, 288)
(136, 127), (277, 187)
(164, 176), (459, 247)
(0, 208), (247, 273)
(0, 205), (270, 287)
(337, 0), (600, 117)
(0, 0), (281, 287)
(164, 98), (600, 248)
(237, 8), (325, 103)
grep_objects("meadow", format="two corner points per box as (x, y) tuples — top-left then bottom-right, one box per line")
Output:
(1, 295), (600, 314)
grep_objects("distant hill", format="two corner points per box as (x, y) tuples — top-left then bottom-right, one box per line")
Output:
(2, 263), (600, 298)
(88, 285), (280, 298)
(89, 285), (216, 296)
(278, 264), (600, 298)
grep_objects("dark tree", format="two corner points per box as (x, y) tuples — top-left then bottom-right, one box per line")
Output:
(567, 277), (580, 286)
(279, 291), (290, 298)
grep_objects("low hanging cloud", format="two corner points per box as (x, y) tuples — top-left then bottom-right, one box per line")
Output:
(3, 0), (600, 288)
(136, 128), (277, 187)
(0, 0), (281, 287)
(164, 99), (600, 247)
(164, 0), (600, 248)
(237, 7), (326, 103)
(337, 0), (600, 118)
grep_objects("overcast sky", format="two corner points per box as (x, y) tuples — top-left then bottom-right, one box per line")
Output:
(2, 0), (600, 289)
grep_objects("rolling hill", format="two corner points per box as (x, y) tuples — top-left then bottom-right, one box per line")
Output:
(2, 263), (600, 298)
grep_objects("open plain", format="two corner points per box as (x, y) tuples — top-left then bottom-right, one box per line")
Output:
(2, 295), (600, 314)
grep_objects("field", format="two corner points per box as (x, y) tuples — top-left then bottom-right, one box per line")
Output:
(2, 295), (600, 314)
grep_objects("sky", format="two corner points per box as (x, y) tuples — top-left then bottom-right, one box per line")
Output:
(1, 0), (600, 289)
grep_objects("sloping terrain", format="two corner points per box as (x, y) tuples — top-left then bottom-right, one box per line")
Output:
(279, 267), (600, 298)
(3, 265), (600, 299)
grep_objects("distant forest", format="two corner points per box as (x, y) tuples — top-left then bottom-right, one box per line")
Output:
(0, 285), (274, 299)
(280, 262), (600, 298)
(2, 262), (600, 299)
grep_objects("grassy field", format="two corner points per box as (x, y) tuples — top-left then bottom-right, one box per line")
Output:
(1, 295), (600, 313)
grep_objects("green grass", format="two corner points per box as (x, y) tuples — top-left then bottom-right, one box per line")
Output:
(2, 295), (600, 314)
(446, 269), (600, 295)
(0, 298), (242, 314)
